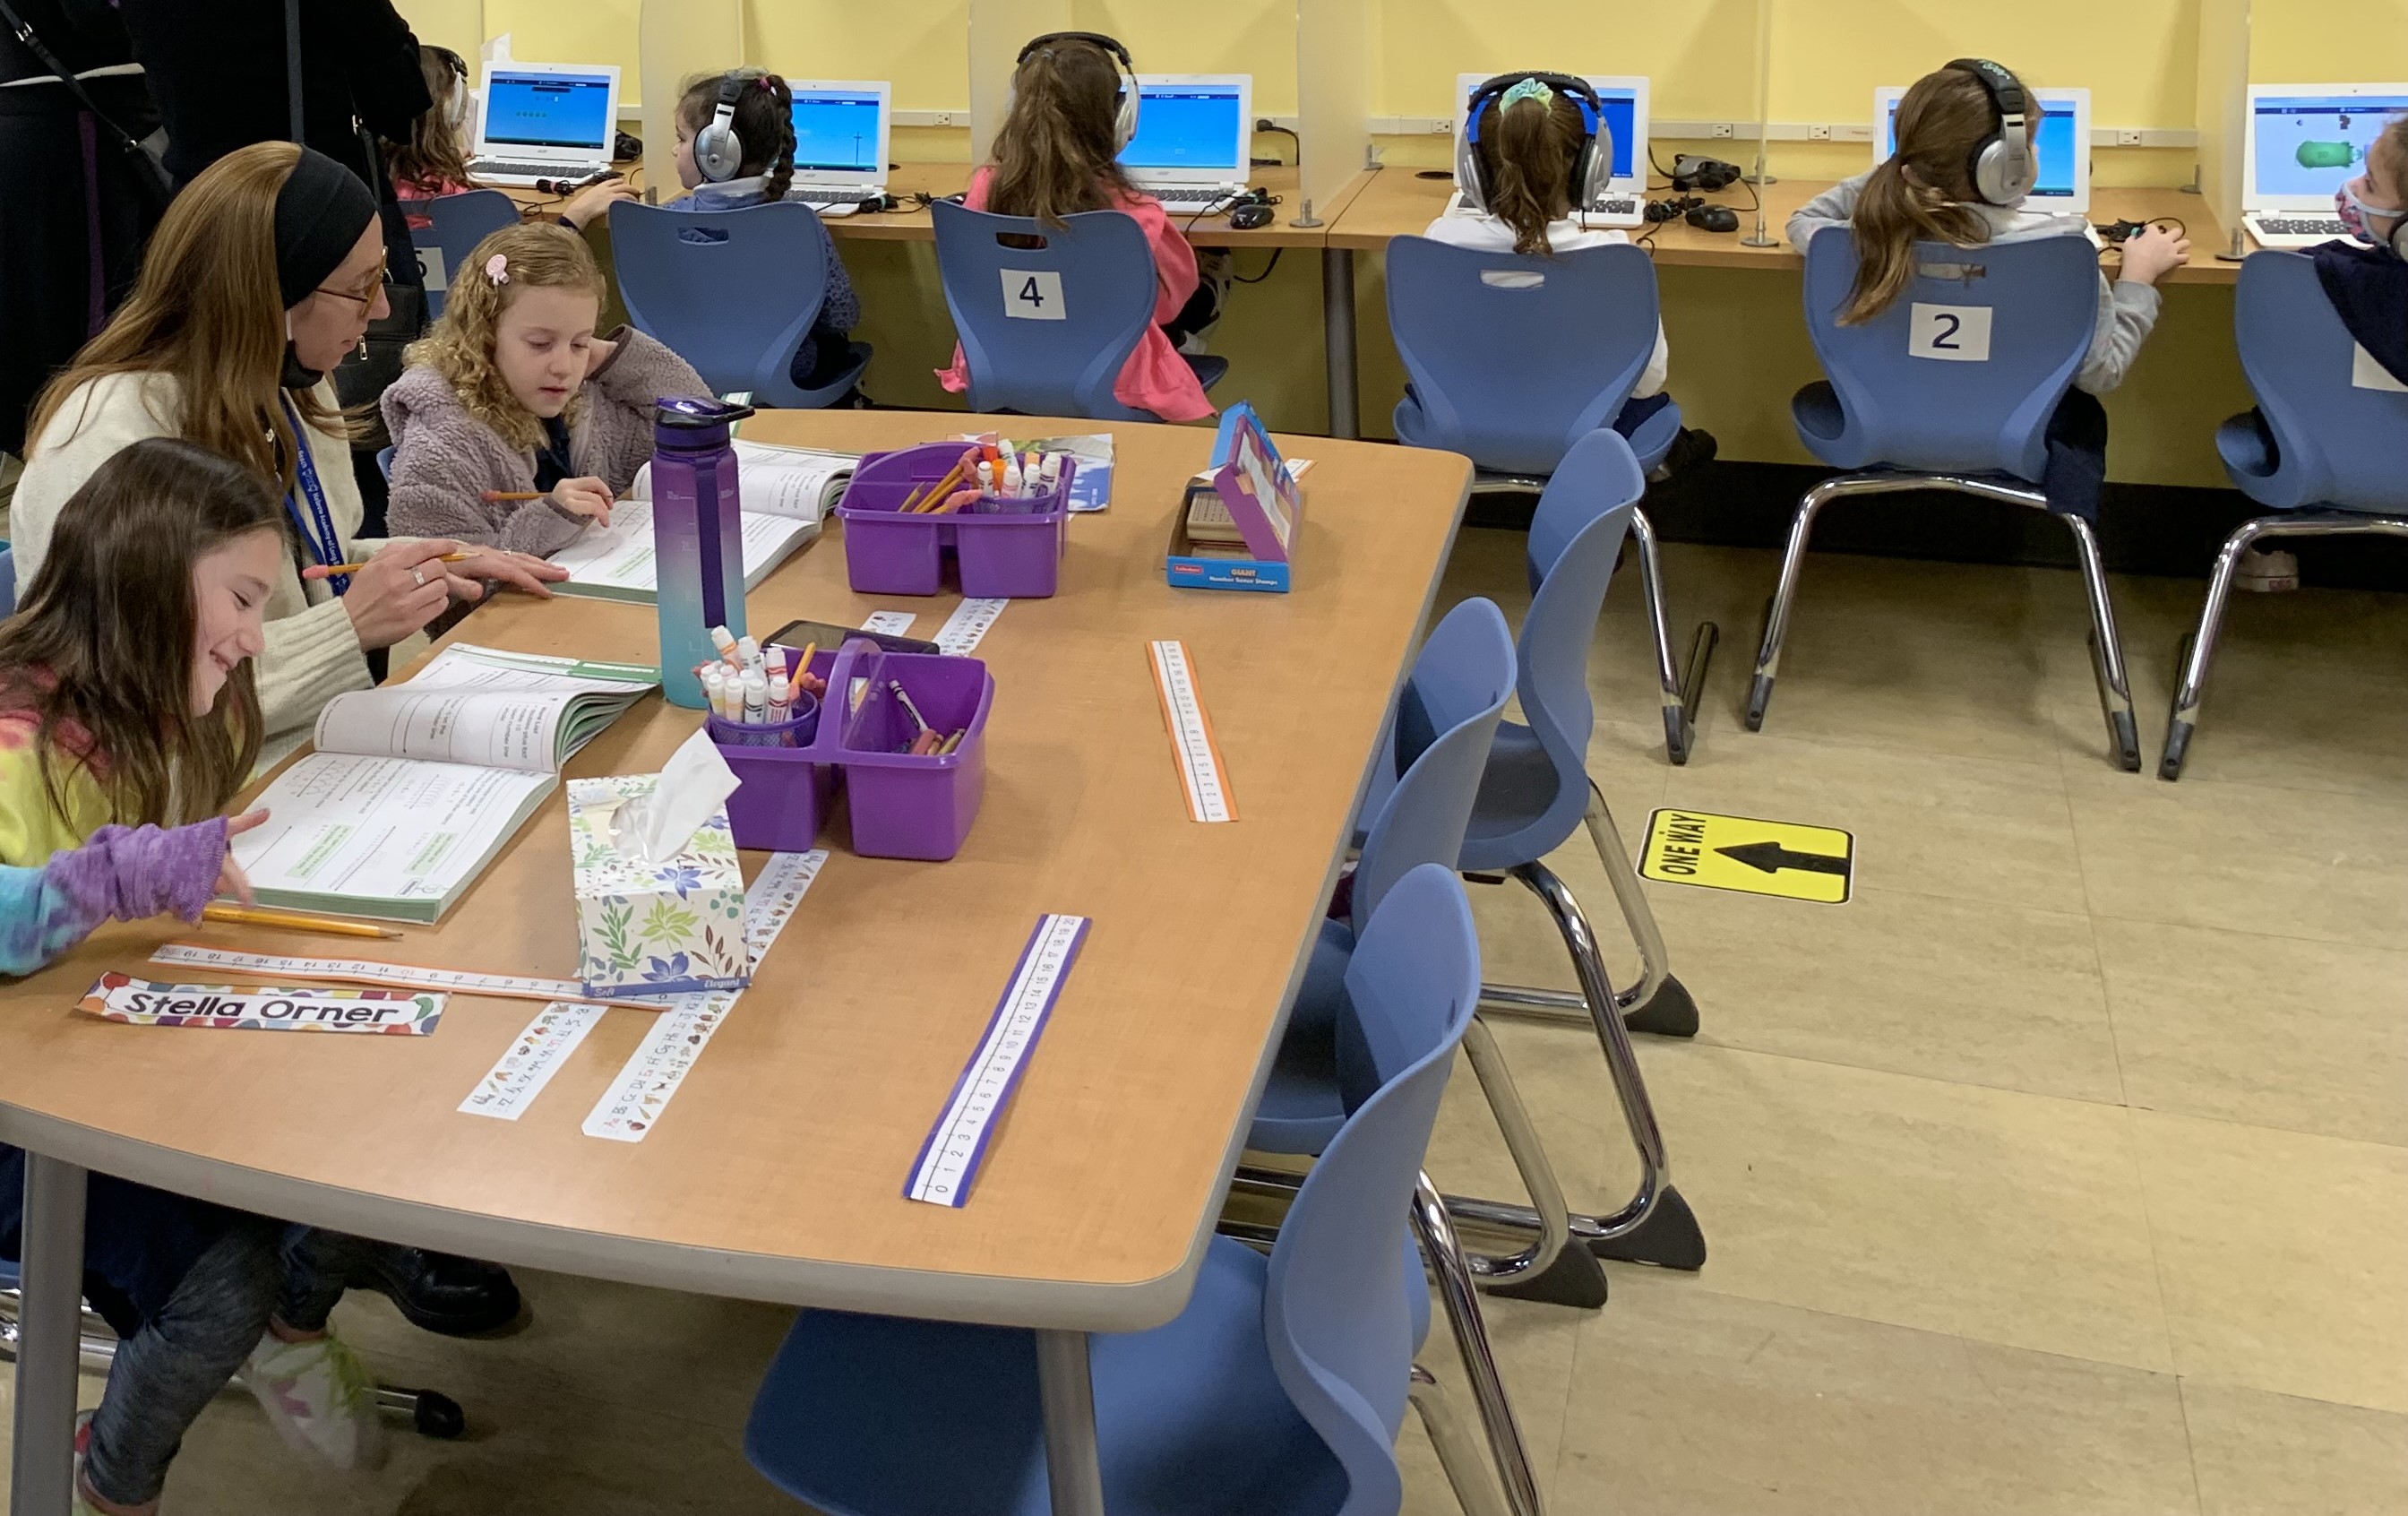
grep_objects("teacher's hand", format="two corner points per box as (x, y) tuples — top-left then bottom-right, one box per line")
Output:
(439, 545), (570, 604)
(314, 538), (459, 649)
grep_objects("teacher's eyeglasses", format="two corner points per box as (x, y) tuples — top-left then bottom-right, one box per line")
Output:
(314, 255), (390, 307)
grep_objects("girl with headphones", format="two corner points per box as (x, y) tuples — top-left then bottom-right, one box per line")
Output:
(1424, 73), (1672, 406)
(1786, 60), (2189, 524)
(934, 33), (1213, 423)
(665, 67), (864, 399)
(383, 45), (635, 234)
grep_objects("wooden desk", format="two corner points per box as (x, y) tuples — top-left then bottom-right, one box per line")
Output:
(0, 413), (1470, 1516)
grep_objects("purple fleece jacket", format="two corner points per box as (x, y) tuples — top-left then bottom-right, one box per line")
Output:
(0, 820), (228, 978)
(379, 326), (709, 556)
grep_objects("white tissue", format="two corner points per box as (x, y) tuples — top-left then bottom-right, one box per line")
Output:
(613, 728), (741, 865)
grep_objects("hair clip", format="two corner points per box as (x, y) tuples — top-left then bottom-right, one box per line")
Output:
(485, 253), (509, 286)
(1500, 78), (1554, 113)
(757, 75), (777, 92)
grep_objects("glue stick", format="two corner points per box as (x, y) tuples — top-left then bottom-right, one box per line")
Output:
(741, 668), (769, 726)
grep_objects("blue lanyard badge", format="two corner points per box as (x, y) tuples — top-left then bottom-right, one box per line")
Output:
(278, 395), (348, 595)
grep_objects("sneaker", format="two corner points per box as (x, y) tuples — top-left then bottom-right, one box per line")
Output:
(245, 1329), (383, 1470)
(70, 1413), (148, 1516)
(2236, 545), (2300, 592)
(1647, 426), (1720, 483)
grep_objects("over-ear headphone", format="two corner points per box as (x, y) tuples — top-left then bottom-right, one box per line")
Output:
(1946, 57), (2036, 207)
(1018, 31), (1139, 150)
(694, 71), (748, 183)
(1457, 73), (1613, 217)
(429, 47), (471, 133)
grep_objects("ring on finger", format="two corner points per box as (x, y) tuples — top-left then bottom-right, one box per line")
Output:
(411, 567), (426, 588)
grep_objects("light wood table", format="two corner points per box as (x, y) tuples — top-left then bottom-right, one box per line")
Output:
(0, 412), (1471, 1516)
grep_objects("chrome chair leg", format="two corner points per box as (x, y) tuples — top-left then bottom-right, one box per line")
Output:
(1415, 1175), (1546, 1516)
(1459, 1018), (1575, 1287)
(2061, 513), (2141, 771)
(1453, 857), (1706, 1271)
(1745, 475), (1850, 730)
(1630, 507), (1717, 766)
(1410, 1365), (1516, 1516)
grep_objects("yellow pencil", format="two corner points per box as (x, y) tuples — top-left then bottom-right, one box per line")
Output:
(314, 552), (475, 575)
(202, 904), (404, 941)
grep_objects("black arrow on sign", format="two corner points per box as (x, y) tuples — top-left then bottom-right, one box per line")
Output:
(1716, 840), (1849, 877)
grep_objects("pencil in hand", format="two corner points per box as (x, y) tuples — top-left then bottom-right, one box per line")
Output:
(313, 551), (475, 575)
(482, 491), (547, 503)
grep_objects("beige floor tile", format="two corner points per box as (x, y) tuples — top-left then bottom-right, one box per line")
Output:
(2096, 919), (2408, 1146)
(2131, 1111), (2408, 1413)
(2065, 767), (2408, 951)
(1550, 1270), (2201, 1516)
(1643, 883), (2125, 1102)
(2182, 1380), (2408, 1516)
(1662, 724), (2086, 914)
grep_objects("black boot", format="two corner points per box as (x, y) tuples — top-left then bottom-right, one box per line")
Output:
(351, 1245), (524, 1337)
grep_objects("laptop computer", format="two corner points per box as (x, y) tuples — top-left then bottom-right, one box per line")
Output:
(2242, 84), (2408, 247)
(1874, 85), (2091, 214)
(468, 62), (621, 186)
(785, 80), (891, 217)
(1448, 73), (1650, 228)
(1120, 75), (1253, 213)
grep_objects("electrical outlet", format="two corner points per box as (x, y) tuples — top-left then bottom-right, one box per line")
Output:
(1807, 124), (1833, 142)
(2115, 127), (2144, 146)
(929, 110), (954, 128)
(1710, 122), (1736, 139)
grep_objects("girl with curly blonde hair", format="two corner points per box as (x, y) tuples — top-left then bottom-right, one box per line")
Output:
(379, 221), (705, 554)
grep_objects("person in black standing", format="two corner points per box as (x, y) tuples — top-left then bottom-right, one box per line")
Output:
(0, 0), (161, 487)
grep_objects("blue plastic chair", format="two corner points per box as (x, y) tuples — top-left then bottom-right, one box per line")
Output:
(412, 190), (521, 320)
(0, 545), (14, 617)
(374, 445), (394, 483)
(1754, 229), (2141, 769)
(932, 200), (1207, 422)
(1384, 234), (1710, 768)
(609, 201), (872, 408)
(2161, 249), (2408, 778)
(744, 865), (1502, 1516)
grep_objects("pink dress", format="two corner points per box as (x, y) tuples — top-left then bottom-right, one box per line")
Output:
(936, 167), (1213, 424)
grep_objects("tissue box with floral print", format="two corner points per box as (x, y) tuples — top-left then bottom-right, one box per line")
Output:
(568, 773), (751, 996)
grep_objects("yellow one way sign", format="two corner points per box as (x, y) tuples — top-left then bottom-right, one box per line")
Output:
(1639, 808), (1854, 904)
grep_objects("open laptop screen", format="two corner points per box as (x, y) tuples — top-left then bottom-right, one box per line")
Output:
(2251, 92), (2408, 200)
(1879, 97), (2082, 201)
(1122, 83), (1245, 173)
(482, 71), (615, 152)
(789, 89), (884, 173)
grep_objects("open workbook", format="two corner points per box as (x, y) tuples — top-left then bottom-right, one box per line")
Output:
(232, 644), (660, 924)
(547, 441), (857, 603)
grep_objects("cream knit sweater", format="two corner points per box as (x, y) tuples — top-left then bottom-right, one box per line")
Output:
(13, 373), (379, 748)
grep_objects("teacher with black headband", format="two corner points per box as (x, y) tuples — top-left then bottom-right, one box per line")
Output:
(13, 142), (567, 765)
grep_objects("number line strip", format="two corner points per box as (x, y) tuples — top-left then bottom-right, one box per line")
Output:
(1148, 640), (1236, 823)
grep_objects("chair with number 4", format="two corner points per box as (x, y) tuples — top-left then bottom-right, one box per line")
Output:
(1759, 230), (2142, 770)
(2161, 248), (2408, 779)
(930, 199), (1225, 420)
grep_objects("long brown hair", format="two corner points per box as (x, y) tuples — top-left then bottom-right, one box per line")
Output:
(407, 221), (606, 452)
(678, 69), (797, 202)
(27, 141), (361, 494)
(986, 38), (1134, 226)
(1840, 65), (2019, 324)
(385, 45), (476, 194)
(0, 439), (281, 828)
(1477, 91), (1585, 255)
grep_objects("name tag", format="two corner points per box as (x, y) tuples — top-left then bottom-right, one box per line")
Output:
(1001, 269), (1066, 321)
(1908, 302), (1992, 362)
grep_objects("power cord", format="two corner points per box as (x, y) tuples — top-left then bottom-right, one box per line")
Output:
(1251, 119), (1300, 168)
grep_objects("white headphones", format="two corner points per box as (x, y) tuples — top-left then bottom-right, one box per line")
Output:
(1019, 32), (1139, 150)
(694, 72), (749, 183)
(433, 47), (472, 134)
(1948, 58), (2038, 207)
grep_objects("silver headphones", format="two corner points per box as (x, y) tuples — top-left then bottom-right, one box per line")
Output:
(1019, 32), (1139, 150)
(432, 47), (472, 134)
(694, 72), (748, 183)
(1456, 73), (1615, 216)
(1948, 57), (2037, 207)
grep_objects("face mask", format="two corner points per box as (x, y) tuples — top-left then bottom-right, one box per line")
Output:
(2335, 176), (2404, 254)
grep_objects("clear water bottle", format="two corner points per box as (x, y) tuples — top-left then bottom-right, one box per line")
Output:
(649, 396), (755, 709)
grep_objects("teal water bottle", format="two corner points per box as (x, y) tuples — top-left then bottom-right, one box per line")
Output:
(649, 397), (755, 709)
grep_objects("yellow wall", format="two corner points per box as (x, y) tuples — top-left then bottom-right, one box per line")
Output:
(1074, 0), (1301, 116)
(2249, 0), (2408, 80)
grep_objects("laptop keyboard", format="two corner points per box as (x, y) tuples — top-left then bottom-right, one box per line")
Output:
(791, 187), (881, 206)
(1152, 187), (1243, 210)
(469, 158), (606, 182)
(2249, 216), (2348, 237)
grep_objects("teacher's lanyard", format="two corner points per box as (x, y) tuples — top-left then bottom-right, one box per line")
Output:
(277, 395), (348, 595)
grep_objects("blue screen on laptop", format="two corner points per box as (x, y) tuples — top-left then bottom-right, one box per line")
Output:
(1881, 100), (2079, 199)
(1122, 86), (1244, 171)
(789, 92), (883, 173)
(483, 73), (613, 151)
(2251, 94), (2408, 198)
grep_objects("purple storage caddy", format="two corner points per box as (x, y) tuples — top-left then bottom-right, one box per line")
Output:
(807, 638), (994, 861)
(837, 442), (1076, 599)
(704, 668), (830, 852)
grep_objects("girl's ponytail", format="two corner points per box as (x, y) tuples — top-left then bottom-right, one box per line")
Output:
(1839, 67), (2006, 324)
(1480, 92), (1582, 256)
(988, 39), (1131, 225)
(760, 74), (797, 203)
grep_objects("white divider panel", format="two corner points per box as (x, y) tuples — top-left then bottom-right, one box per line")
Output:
(1294, 0), (1371, 216)
(2196, 0), (2253, 250)
(639, 0), (741, 204)
(968, 0), (1072, 166)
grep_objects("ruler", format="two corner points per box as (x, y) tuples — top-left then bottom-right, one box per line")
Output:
(459, 1003), (606, 1120)
(580, 849), (828, 1141)
(935, 597), (1008, 654)
(1147, 640), (1236, 823)
(860, 610), (917, 636)
(149, 944), (666, 1011)
(906, 913), (1090, 1207)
